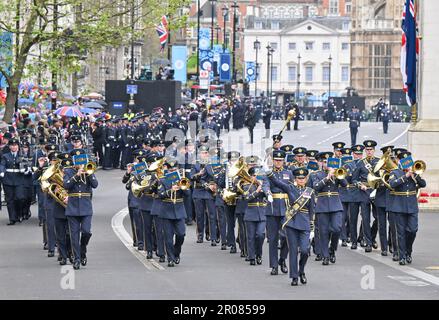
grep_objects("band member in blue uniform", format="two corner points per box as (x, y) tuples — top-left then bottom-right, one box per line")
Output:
(338, 147), (353, 247)
(388, 151), (426, 265)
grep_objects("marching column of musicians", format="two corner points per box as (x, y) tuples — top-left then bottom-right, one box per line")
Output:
(119, 133), (426, 286)
(0, 121), (426, 283)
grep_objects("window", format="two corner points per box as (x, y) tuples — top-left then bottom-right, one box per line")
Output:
(342, 43), (349, 50)
(254, 21), (262, 29)
(323, 42), (330, 50)
(305, 42), (314, 50)
(271, 66), (278, 81)
(288, 66), (297, 81)
(329, 0), (339, 15)
(270, 42), (278, 50)
(322, 66), (330, 82)
(346, 3), (352, 14)
(342, 66), (349, 82)
(305, 66), (313, 82)
(288, 42), (296, 51)
(342, 21), (350, 31)
(235, 38), (240, 49)
(271, 21), (279, 30)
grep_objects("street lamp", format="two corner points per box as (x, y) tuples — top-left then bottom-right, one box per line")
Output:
(231, 0), (239, 83)
(269, 47), (275, 104)
(209, 0), (217, 49)
(215, 25), (221, 45)
(222, 6), (229, 52)
(296, 53), (301, 104)
(254, 39), (261, 97)
(384, 56), (389, 103)
(328, 54), (332, 101)
(266, 44), (271, 100)
(196, 0), (201, 80)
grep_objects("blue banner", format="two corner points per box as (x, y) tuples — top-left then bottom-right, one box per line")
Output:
(341, 156), (353, 166)
(134, 162), (147, 175)
(219, 53), (231, 82)
(72, 154), (89, 166)
(327, 157), (341, 169)
(199, 28), (213, 80)
(307, 161), (319, 171)
(245, 61), (256, 82)
(172, 45), (187, 84)
(165, 171), (181, 185)
(0, 32), (13, 88)
(399, 156), (414, 170)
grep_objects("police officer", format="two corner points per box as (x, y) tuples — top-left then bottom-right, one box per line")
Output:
(381, 104), (391, 134)
(245, 105), (257, 144)
(313, 152), (347, 265)
(243, 166), (270, 266)
(388, 151), (426, 265)
(326, 99), (336, 124)
(352, 140), (379, 252)
(18, 141), (34, 220)
(292, 103), (300, 131)
(269, 168), (314, 286)
(157, 159), (187, 267)
(348, 106), (361, 146)
(266, 150), (292, 275)
(262, 105), (272, 139)
(64, 149), (99, 270)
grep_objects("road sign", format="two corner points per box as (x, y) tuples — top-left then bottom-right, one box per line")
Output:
(199, 78), (209, 89)
(50, 91), (57, 99)
(200, 70), (209, 79)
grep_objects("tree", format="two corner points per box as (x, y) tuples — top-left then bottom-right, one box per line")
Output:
(0, 0), (190, 123)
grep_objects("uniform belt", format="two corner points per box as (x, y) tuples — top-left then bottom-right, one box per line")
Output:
(299, 209), (309, 213)
(272, 193), (288, 199)
(317, 192), (339, 197)
(347, 184), (356, 189)
(68, 193), (91, 197)
(6, 169), (20, 173)
(163, 198), (184, 203)
(247, 202), (267, 207)
(390, 191), (417, 196)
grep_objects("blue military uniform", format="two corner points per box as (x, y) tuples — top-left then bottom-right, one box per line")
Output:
(381, 107), (390, 134)
(157, 160), (188, 266)
(313, 152), (347, 265)
(63, 149), (98, 269)
(269, 168), (314, 285)
(388, 151), (426, 265)
(348, 107), (361, 146)
(338, 147), (354, 246)
(266, 150), (292, 274)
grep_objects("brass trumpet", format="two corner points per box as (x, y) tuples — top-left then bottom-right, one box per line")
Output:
(85, 161), (96, 175)
(412, 160), (426, 175)
(334, 167), (347, 180)
(178, 168), (191, 190)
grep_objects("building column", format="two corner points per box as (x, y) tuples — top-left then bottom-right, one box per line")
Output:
(408, 0), (439, 191)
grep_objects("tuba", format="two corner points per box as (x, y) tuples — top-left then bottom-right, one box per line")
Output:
(131, 174), (153, 198)
(228, 156), (257, 195)
(374, 150), (398, 173)
(41, 161), (68, 207)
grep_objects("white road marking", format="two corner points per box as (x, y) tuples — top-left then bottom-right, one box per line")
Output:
(111, 207), (165, 271)
(317, 128), (350, 145)
(349, 245), (439, 286)
(384, 124), (410, 145)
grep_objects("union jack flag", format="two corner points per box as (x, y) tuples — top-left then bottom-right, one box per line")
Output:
(156, 15), (169, 52)
(400, 0), (419, 106)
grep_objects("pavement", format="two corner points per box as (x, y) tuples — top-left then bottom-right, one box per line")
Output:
(1, 120), (438, 300)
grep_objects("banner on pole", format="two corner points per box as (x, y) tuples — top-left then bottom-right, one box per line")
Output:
(172, 45), (187, 84)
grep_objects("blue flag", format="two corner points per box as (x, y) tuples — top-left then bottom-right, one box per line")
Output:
(165, 171), (181, 185)
(72, 154), (88, 166)
(327, 158), (341, 169)
(172, 45), (187, 84)
(245, 61), (256, 83)
(399, 156), (414, 170)
(219, 53), (231, 82)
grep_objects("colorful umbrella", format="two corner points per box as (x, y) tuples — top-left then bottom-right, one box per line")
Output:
(83, 101), (104, 109)
(54, 106), (84, 118)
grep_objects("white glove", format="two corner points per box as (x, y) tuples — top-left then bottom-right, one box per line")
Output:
(0, 172), (4, 178)
(267, 194), (273, 203)
(309, 231), (315, 241)
(125, 144), (129, 147)
(19, 168), (26, 173)
(106, 144), (110, 147)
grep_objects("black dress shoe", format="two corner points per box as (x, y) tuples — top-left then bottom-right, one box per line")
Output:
(69, 256), (74, 264)
(351, 243), (357, 250)
(211, 241), (217, 247)
(175, 257), (180, 264)
(256, 256), (262, 265)
(221, 244), (227, 250)
(279, 260), (288, 274)
(196, 238), (203, 243)
(168, 261), (175, 267)
(392, 254), (399, 262)
(133, 241), (138, 247)
(38, 221), (42, 227)
(81, 257), (87, 266)
(240, 251), (246, 258)
(57, 255), (62, 262)
(48, 251), (55, 257)
(215, 239), (220, 244)
(7, 221), (16, 226)
(73, 261), (80, 270)
(43, 243), (48, 250)
(341, 240), (347, 247)
(291, 278), (298, 286)
(381, 251), (388, 256)
(406, 255), (412, 264)
(322, 258), (329, 265)
(315, 254), (323, 261)
(137, 245), (144, 251)
(59, 258), (67, 266)
(159, 256), (166, 263)
(270, 267), (278, 275)
(299, 273), (307, 285)
(372, 242), (378, 249)
(365, 245), (372, 253)
(360, 240), (366, 247)
(330, 254), (336, 264)
(206, 234), (210, 241)
(146, 252), (153, 259)
(399, 259), (406, 266)
(249, 260), (256, 266)
(230, 247), (237, 254)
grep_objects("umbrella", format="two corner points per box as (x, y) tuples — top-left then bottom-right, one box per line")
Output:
(80, 107), (99, 114)
(83, 92), (103, 99)
(83, 101), (104, 109)
(94, 99), (107, 106)
(152, 58), (170, 65)
(54, 106), (84, 118)
(17, 98), (35, 106)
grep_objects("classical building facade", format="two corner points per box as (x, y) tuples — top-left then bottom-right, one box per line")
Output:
(350, 0), (404, 107)
(244, 16), (351, 105)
